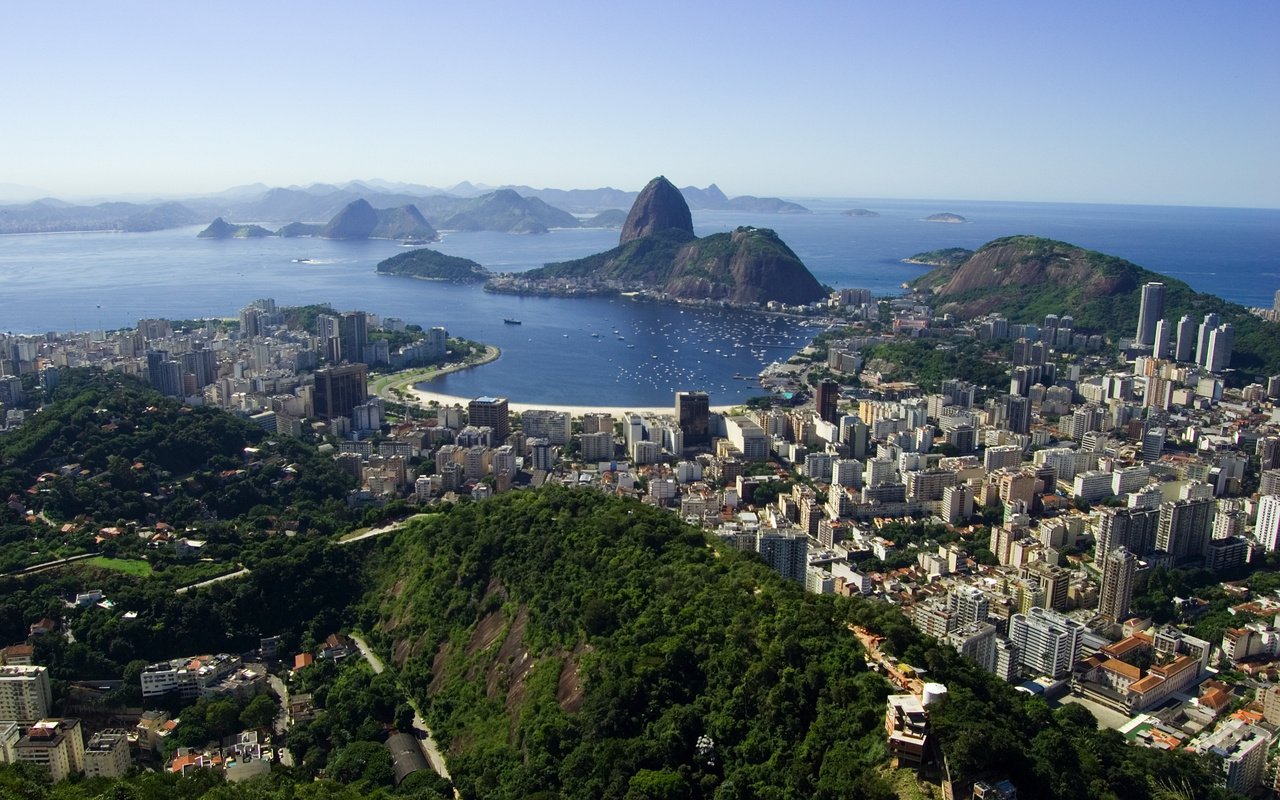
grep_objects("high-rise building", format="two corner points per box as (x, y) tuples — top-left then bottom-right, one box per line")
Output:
(1174, 314), (1195, 362)
(675, 391), (710, 448)
(1099, 547), (1137, 622)
(947, 622), (997, 673)
(82, 729), (131, 778)
(1257, 495), (1280, 552)
(14, 719), (84, 783)
(1098, 506), (1160, 558)
(1008, 607), (1084, 679)
(0, 665), (52, 725)
(1135, 282), (1164, 347)
(1003, 394), (1031, 435)
(1195, 313), (1221, 367)
(1157, 497), (1214, 564)
(815, 381), (840, 425)
(467, 397), (510, 441)
(337, 311), (367, 365)
(1205, 323), (1234, 372)
(1152, 319), (1171, 359)
(754, 530), (808, 584)
(947, 586), (989, 626)
(313, 363), (368, 420)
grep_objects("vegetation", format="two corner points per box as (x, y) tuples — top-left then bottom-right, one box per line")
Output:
(375, 248), (491, 283)
(359, 486), (893, 800)
(910, 236), (1280, 380)
(902, 247), (972, 268)
(862, 339), (1007, 393)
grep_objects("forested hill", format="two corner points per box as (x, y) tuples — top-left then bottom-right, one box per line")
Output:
(356, 486), (1227, 800)
(910, 235), (1280, 380)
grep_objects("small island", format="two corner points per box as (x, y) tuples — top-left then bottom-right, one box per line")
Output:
(902, 247), (975, 268)
(375, 248), (491, 283)
(841, 208), (880, 217)
(197, 217), (274, 239)
(924, 212), (967, 223)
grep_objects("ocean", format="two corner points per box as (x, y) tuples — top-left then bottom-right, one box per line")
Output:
(0, 199), (1275, 406)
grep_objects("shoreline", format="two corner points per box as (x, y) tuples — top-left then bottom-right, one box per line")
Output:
(406, 385), (739, 417)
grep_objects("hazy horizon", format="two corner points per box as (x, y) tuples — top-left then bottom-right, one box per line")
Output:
(4, 2), (1276, 208)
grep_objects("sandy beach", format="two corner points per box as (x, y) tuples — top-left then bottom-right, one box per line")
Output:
(406, 386), (737, 418)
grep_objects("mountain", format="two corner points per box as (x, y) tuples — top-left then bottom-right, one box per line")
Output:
(580, 209), (628, 228)
(360, 486), (890, 799)
(440, 189), (579, 234)
(276, 222), (323, 237)
(375, 248), (490, 282)
(620, 176), (695, 244)
(371, 205), (439, 241)
(517, 177), (826, 306)
(0, 200), (201, 234)
(680, 183), (810, 214)
(911, 235), (1280, 379)
(320, 199), (380, 239)
(197, 217), (275, 238)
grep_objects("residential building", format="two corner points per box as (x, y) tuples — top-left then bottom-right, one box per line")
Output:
(1008, 607), (1084, 678)
(468, 397), (510, 441)
(1099, 547), (1137, 622)
(313, 363), (368, 420)
(14, 719), (84, 783)
(885, 694), (930, 768)
(1257, 494), (1280, 552)
(83, 729), (131, 778)
(1193, 719), (1269, 795)
(0, 665), (51, 725)
(1157, 498), (1214, 564)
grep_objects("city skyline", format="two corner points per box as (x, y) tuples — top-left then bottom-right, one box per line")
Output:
(2, 2), (1277, 208)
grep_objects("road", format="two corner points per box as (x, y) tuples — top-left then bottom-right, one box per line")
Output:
(0, 551), (100, 579)
(851, 624), (924, 694)
(174, 566), (250, 595)
(351, 633), (453, 785)
(170, 516), (422, 595)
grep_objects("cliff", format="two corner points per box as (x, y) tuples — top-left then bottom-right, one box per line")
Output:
(619, 176), (695, 244)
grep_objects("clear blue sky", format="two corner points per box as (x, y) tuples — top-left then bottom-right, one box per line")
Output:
(3, 1), (1276, 206)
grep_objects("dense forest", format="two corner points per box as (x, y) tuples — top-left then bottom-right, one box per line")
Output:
(353, 487), (1229, 800)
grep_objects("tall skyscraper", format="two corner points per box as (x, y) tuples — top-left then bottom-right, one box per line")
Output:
(1152, 319), (1172, 359)
(1174, 314), (1195, 362)
(815, 381), (840, 425)
(1157, 497), (1214, 564)
(1257, 495), (1280, 552)
(337, 311), (368, 365)
(1135, 282), (1164, 347)
(313, 363), (368, 420)
(1099, 546), (1137, 622)
(1205, 323), (1234, 372)
(1008, 607), (1084, 679)
(675, 391), (710, 448)
(1195, 313), (1221, 367)
(468, 396), (511, 441)
(1098, 506), (1159, 558)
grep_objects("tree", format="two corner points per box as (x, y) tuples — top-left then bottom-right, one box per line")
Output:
(240, 693), (278, 731)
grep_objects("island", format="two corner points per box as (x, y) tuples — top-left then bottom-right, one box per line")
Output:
(485, 176), (827, 306)
(924, 212), (967, 223)
(197, 217), (274, 239)
(267, 200), (438, 241)
(580, 208), (628, 228)
(375, 248), (491, 283)
(841, 208), (881, 217)
(901, 246), (974, 267)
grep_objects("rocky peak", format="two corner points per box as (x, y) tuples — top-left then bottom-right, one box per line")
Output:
(620, 176), (695, 245)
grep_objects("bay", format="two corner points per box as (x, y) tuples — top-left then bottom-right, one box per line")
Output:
(0, 198), (1275, 406)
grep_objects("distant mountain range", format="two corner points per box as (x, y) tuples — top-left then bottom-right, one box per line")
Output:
(0, 179), (810, 235)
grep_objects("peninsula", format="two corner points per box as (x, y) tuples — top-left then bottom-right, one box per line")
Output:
(485, 176), (827, 307)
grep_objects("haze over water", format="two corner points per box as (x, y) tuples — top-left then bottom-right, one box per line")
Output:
(0, 199), (1275, 406)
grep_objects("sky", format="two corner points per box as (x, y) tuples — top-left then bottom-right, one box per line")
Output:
(2, 1), (1277, 207)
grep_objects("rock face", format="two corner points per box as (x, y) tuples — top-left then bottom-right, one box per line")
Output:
(320, 199), (379, 239)
(665, 227), (826, 305)
(620, 176), (695, 245)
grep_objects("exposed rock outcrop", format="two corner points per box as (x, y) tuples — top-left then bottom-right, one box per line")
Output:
(619, 176), (695, 244)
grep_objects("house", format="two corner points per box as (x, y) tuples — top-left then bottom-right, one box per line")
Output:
(293, 653), (314, 671)
(320, 633), (353, 661)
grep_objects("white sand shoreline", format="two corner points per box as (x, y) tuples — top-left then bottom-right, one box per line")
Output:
(407, 386), (738, 417)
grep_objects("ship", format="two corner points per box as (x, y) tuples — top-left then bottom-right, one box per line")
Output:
(503, 318), (522, 325)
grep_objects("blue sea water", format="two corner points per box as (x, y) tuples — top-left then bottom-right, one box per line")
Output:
(0, 199), (1275, 406)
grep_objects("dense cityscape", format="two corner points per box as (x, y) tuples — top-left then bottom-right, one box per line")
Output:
(0, 275), (1277, 798)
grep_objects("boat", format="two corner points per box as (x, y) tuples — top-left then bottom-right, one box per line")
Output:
(503, 318), (522, 325)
